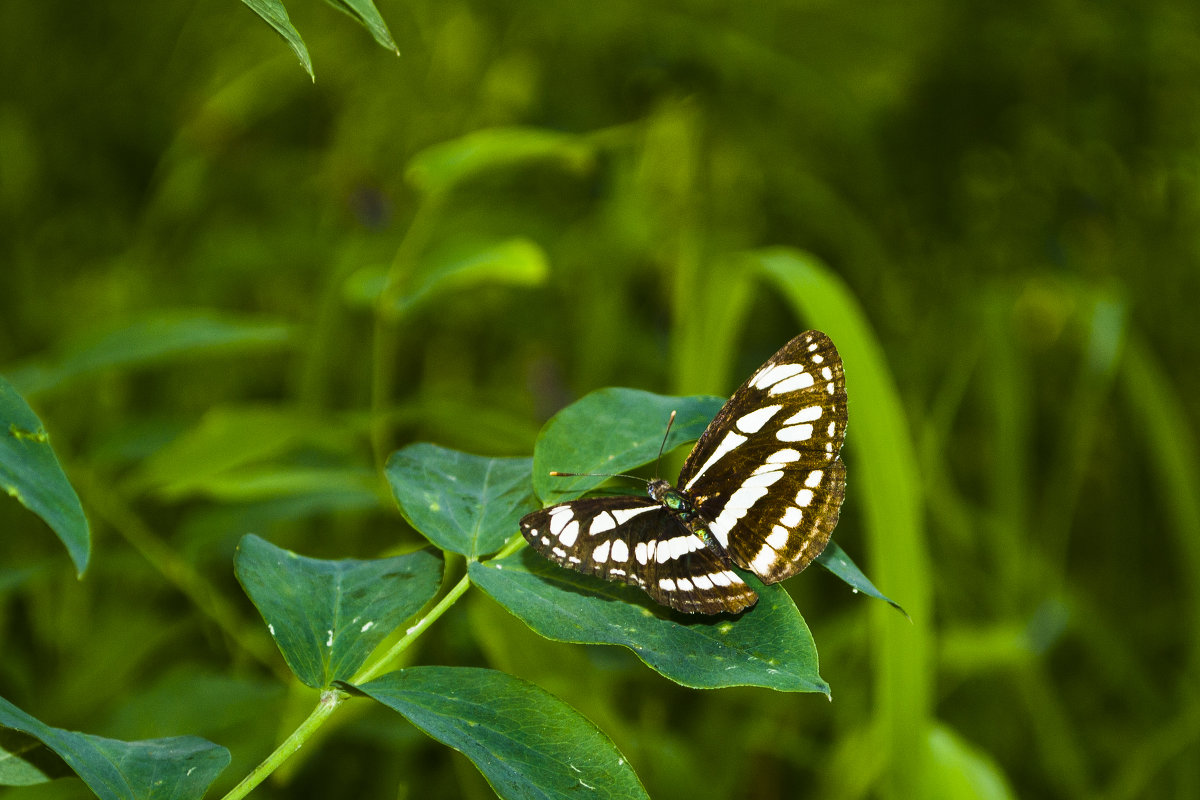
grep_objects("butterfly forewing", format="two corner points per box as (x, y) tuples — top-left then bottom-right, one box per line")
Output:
(519, 497), (757, 614)
(678, 330), (848, 583)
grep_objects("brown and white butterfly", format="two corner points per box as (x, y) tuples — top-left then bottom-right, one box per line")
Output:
(520, 330), (848, 614)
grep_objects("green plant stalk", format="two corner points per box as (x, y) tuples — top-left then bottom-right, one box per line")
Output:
(352, 571), (472, 685)
(221, 689), (343, 800)
(222, 568), (478, 799)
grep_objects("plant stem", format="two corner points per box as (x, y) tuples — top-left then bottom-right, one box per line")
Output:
(351, 571), (472, 685)
(219, 569), (475, 798)
(220, 690), (344, 800)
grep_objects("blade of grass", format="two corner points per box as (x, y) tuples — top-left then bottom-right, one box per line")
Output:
(752, 247), (933, 799)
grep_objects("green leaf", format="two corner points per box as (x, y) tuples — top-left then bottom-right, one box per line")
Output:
(6, 311), (295, 396)
(233, 534), (443, 688)
(239, 0), (314, 80)
(817, 541), (907, 616)
(323, 0), (398, 53)
(131, 405), (356, 497)
(926, 724), (1017, 800)
(469, 550), (828, 693)
(0, 694), (229, 799)
(0, 375), (89, 575)
(355, 667), (648, 800)
(347, 238), (550, 317)
(406, 127), (594, 195)
(531, 389), (725, 502)
(386, 444), (538, 558)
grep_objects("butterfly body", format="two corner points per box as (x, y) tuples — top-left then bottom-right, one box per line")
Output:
(520, 330), (847, 615)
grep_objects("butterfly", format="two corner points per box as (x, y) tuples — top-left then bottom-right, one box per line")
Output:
(519, 330), (848, 614)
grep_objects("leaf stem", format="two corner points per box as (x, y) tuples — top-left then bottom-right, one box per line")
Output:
(219, 569), (474, 798)
(219, 690), (344, 800)
(351, 570), (472, 685)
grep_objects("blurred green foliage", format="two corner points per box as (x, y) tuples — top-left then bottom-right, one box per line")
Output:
(2, 0), (1199, 798)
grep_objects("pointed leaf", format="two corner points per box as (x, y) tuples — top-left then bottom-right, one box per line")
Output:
(7, 311), (294, 396)
(817, 541), (907, 616)
(234, 534), (443, 687)
(387, 444), (538, 557)
(0, 375), (89, 575)
(132, 405), (355, 497)
(323, 0), (398, 53)
(532, 389), (725, 502)
(0, 695), (229, 799)
(239, 0), (313, 79)
(469, 550), (827, 693)
(355, 667), (648, 800)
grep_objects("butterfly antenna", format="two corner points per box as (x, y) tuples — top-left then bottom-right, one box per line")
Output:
(548, 470), (650, 485)
(653, 410), (677, 480)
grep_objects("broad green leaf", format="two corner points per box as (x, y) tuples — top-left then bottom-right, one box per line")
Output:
(406, 127), (594, 195)
(6, 311), (294, 396)
(470, 550), (827, 693)
(817, 541), (907, 616)
(0, 695), (229, 799)
(386, 443), (537, 558)
(323, 0), (398, 53)
(532, 389), (724, 502)
(239, 0), (313, 80)
(0, 376), (89, 575)
(355, 667), (648, 800)
(234, 535), (443, 688)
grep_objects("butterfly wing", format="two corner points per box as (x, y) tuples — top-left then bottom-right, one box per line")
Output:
(677, 330), (848, 584)
(519, 496), (758, 614)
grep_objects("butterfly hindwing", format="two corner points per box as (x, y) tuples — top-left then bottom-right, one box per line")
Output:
(677, 331), (848, 583)
(519, 497), (757, 614)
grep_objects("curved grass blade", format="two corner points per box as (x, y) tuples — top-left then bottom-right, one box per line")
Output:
(751, 247), (931, 791)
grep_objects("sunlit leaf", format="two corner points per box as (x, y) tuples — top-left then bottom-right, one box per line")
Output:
(470, 550), (827, 693)
(234, 535), (443, 688)
(0, 694), (229, 799)
(927, 724), (1017, 800)
(0, 376), (89, 575)
(355, 667), (648, 800)
(348, 238), (550, 318)
(387, 444), (538, 558)
(406, 127), (594, 195)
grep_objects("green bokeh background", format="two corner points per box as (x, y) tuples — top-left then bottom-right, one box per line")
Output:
(2, 1), (1198, 798)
